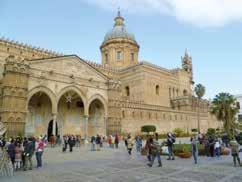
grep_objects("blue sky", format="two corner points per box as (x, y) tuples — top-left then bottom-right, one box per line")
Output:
(1, 0), (242, 99)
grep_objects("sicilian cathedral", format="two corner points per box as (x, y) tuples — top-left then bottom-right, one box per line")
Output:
(0, 12), (220, 138)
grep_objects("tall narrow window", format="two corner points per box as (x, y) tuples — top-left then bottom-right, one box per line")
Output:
(105, 53), (108, 63)
(117, 51), (123, 61)
(156, 85), (159, 95)
(169, 87), (171, 98)
(125, 86), (130, 96)
(131, 53), (134, 61)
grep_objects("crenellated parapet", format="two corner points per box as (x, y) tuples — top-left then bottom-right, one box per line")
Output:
(0, 36), (64, 60)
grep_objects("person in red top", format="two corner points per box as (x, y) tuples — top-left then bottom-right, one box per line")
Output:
(35, 137), (44, 168)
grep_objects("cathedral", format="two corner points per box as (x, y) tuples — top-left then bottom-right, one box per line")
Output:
(0, 12), (220, 138)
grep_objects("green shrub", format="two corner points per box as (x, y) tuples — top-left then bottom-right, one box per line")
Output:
(206, 128), (216, 136)
(173, 128), (184, 137)
(141, 125), (156, 134)
(191, 128), (198, 133)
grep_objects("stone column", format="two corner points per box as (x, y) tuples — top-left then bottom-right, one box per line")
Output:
(83, 115), (89, 140)
(104, 116), (108, 137)
(52, 114), (57, 136)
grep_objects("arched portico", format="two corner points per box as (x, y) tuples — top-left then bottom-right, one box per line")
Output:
(87, 94), (108, 137)
(26, 91), (54, 137)
(57, 86), (86, 136)
(27, 86), (57, 114)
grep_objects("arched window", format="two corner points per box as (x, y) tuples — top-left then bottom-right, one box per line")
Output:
(183, 89), (188, 96)
(156, 85), (159, 95)
(169, 88), (171, 98)
(122, 110), (125, 118)
(125, 86), (130, 96)
(131, 53), (135, 61)
(117, 51), (123, 61)
(105, 53), (108, 63)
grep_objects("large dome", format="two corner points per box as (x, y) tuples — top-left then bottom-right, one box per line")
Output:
(102, 11), (137, 44)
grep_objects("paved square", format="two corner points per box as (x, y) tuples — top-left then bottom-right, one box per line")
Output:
(1, 144), (242, 182)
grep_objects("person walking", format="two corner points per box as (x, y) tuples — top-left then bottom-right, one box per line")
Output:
(166, 133), (175, 160)
(35, 137), (44, 168)
(191, 136), (198, 164)
(230, 138), (241, 167)
(145, 137), (152, 162)
(147, 134), (162, 167)
(127, 135), (134, 155)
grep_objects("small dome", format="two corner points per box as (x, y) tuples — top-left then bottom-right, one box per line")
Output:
(102, 11), (137, 44)
(104, 25), (136, 42)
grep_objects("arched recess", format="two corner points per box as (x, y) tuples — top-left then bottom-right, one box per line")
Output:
(26, 90), (54, 137)
(57, 86), (87, 113)
(87, 94), (108, 137)
(87, 94), (108, 116)
(27, 86), (57, 114)
(57, 86), (87, 136)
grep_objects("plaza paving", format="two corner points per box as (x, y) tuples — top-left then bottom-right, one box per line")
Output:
(1, 143), (242, 182)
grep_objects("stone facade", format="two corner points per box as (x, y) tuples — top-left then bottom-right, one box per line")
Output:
(0, 12), (221, 138)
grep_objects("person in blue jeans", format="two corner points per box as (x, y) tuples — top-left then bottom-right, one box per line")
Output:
(147, 133), (162, 167)
(191, 136), (198, 164)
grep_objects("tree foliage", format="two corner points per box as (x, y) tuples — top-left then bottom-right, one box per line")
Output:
(210, 93), (239, 139)
(195, 84), (205, 99)
(141, 125), (156, 134)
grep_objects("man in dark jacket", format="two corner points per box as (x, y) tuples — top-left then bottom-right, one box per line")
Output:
(7, 139), (15, 166)
(167, 133), (175, 160)
(23, 138), (35, 171)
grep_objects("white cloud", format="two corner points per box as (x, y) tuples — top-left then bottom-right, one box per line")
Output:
(81, 0), (242, 27)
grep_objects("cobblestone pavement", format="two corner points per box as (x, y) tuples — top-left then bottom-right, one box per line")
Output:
(1, 143), (242, 182)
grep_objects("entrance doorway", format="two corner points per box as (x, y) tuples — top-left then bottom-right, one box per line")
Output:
(47, 120), (58, 141)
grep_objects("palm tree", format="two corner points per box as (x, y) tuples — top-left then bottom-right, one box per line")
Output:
(211, 93), (239, 139)
(194, 84), (205, 132)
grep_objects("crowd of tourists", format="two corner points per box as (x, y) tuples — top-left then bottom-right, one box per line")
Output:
(121, 131), (241, 168)
(0, 135), (46, 175)
(1, 130), (241, 177)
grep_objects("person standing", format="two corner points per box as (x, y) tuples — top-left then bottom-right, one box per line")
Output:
(96, 134), (101, 151)
(135, 136), (142, 153)
(166, 133), (175, 160)
(114, 134), (119, 149)
(14, 143), (23, 170)
(127, 135), (134, 155)
(191, 136), (198, 164)
(7, 139), (15, 166)
(147, 134), (162, 167)
(91, 136), (96, 151)
(230, 138), (241, 167)
(35, 137), (44, 168)
(23, 138), (34, 171)
(214, 139), (221, 159)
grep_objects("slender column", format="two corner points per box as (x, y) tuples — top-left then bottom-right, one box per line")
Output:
(52, 114), (57, 136)
(83, 115), (89, 140)
(104, 116), (108, 137)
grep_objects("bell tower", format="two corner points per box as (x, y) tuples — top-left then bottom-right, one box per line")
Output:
(182, 49), (194, 84)
(100, 11), (139, 68)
